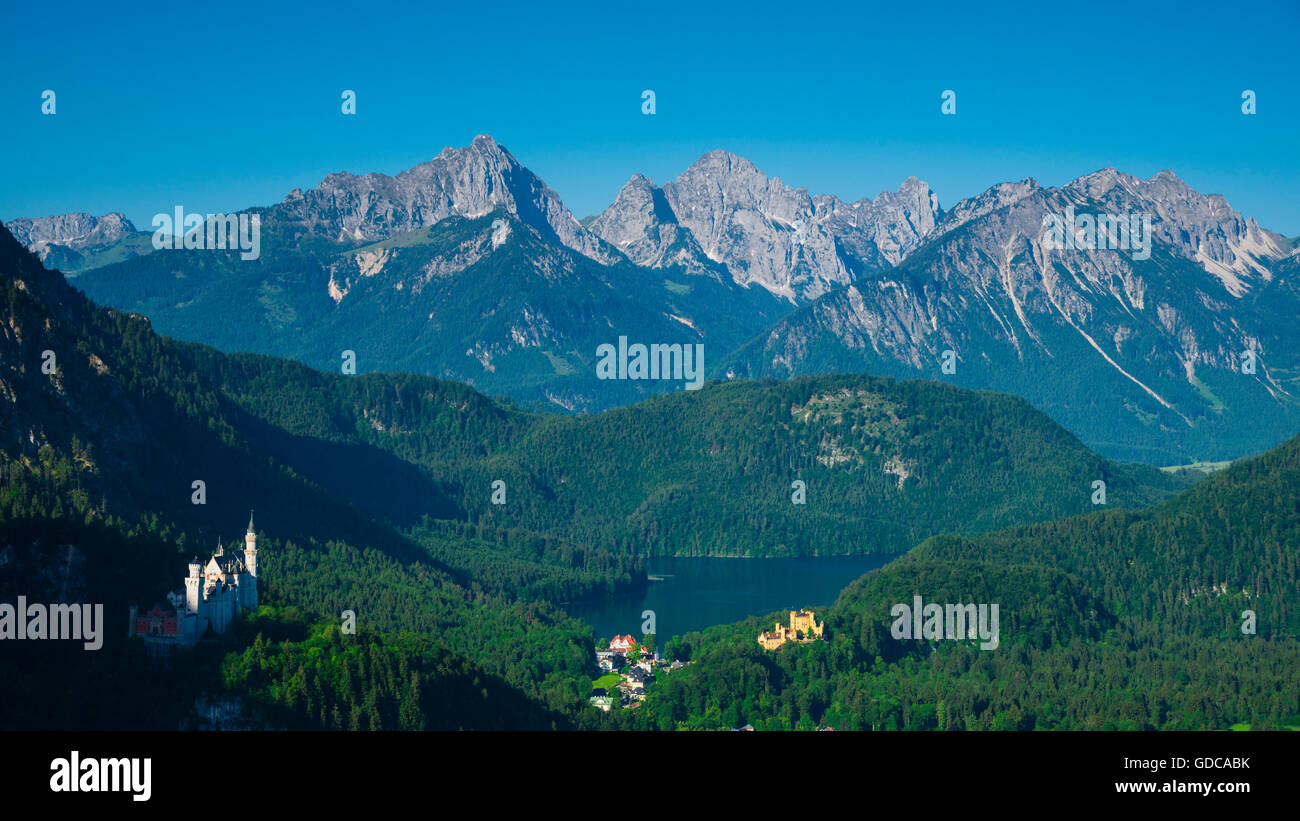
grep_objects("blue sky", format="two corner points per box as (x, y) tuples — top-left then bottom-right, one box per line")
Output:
(3, 0), (1298, 234)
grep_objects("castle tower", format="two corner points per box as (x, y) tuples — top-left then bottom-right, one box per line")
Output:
(244, 510), (258, 579)
(243, 510), (259, 609)
(184, 557), (202, 614)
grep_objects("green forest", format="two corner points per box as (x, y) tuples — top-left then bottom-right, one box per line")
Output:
(194, 348), (1192, 558)
(610, 435), (1300, 730)
(1, 218), (1296, 732)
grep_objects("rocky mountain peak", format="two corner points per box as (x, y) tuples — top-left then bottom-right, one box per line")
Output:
(588, 173), (706, 271)
(932, 179), (1039, 238)
(689, 149), (761, 174)
(1064, 167), (1134, 198)
(669, 150), (799, 209)
(1050, 169), (1288, 293)
(587, 151), (943, 301)
(429, 133), (519, 171)
(277, 136), (617, 263)
(6, 212), (137, 253)
(858, 177), (943, 237)
(727, 167), (1297, 465)
(4, 212), (139, 266)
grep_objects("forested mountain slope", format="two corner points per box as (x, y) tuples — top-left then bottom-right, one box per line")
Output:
(622, 432), (1300, 730)
(195, 351), (1193, 557)
(0, 222), (597, 727)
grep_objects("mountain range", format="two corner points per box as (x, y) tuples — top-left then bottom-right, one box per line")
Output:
(6, 211), (154, 273)
(1, 191), (1295, 732)
(15, 136), (1300, 463)
(724, 169), (1300, 463)
(0, 217), (1195, 728)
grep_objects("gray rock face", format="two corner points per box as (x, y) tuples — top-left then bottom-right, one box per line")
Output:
(587, 174), (715, 274)
(7, 212), (136, 259)
(930, 179), (1040, 239)
(1056, 168), (1287, 296)
(590, 150), (942, 302)
(282, 138), (945, 303)
(725, 168), (1298, 463)
(782, 167), (1289, 374)
(279, 135), (619, 263)
(813, 175), (942, 279)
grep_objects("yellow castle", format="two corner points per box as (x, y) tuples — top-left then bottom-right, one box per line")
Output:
(758, 610), (824, 650)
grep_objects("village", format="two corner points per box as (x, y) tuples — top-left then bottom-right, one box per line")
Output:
(588, 634), (688, 711)
(587, 609), (825, 712)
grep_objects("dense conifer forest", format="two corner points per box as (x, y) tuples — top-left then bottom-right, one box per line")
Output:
(1, 221), (1295, 732)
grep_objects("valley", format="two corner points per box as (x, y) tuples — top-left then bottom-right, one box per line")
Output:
(3, 143), (1298, 734)
(4, 6), (1299, 811)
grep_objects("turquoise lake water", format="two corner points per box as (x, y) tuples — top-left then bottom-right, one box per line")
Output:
(564, 553), (902, 641)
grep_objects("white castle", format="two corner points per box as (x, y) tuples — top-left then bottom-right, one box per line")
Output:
(129, 512), (260, 652)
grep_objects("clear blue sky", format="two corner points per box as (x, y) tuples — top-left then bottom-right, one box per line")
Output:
(2, 0), (1298, 234)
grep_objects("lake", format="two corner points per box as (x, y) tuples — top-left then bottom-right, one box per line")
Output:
(564, 553), (902, 641)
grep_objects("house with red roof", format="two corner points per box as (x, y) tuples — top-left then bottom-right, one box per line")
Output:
(609, 635), (639, 654)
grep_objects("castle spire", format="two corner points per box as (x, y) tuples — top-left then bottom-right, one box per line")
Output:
(247, 510), (255, 535)
(216, 537), (223, 556)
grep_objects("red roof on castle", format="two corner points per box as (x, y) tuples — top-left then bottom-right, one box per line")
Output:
(609, 635), (639, 651)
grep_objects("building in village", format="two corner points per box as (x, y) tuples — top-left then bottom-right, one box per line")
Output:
(609, 634), (639, 655)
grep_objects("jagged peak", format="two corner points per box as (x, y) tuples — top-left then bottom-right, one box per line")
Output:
(1149, 169), (1202, 192)
(954, 178), (1039, 209)
(1059, 168), (1241, 217)
(421, 135), (521, 172)
(5, 211), (140, 252)
(682, 149), (765, 179)
(1078, 166), (1122, 180)
(466, 133), (519, 163)
(591, 173), (680, 237)
(298, 137), (525, 193)
(620, 172), (656, 191)
(1061, 167), (1218, 203)
(868, 176), (940, 209)
(7, 210), (136, 229)
(694, 148), (748, 164)
(292, 137), (535, 202)
(279, 135), (615, 262)
(1063, 167), (1139, 198)
(603, 174), (666, 213)
(930, 178), (1041, 237)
